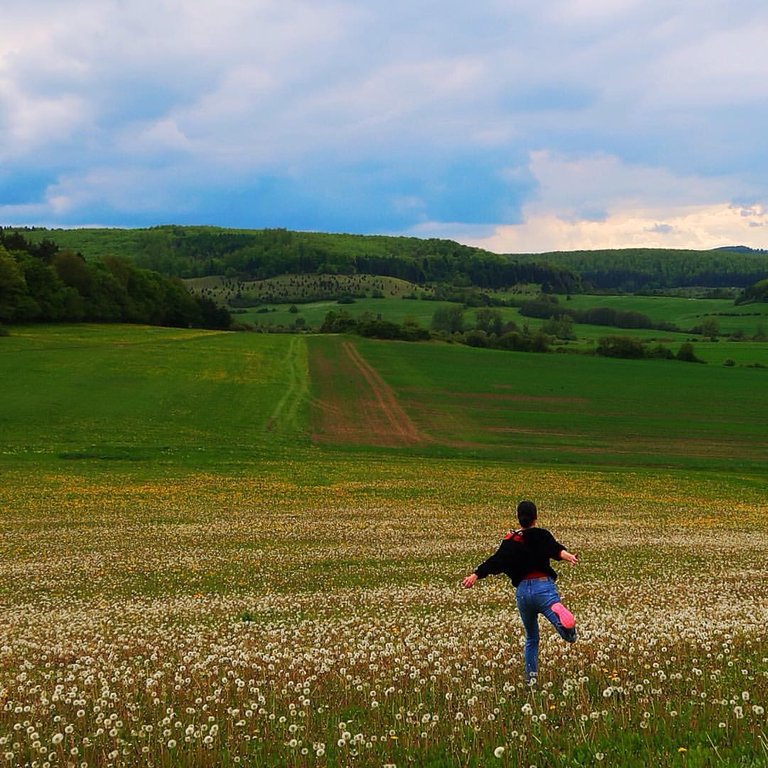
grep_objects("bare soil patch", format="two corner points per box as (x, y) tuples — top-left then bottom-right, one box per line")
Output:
(310, 340), (427, 447)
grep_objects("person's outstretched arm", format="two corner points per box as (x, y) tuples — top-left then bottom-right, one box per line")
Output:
(462, 538), (512, 588)
(462, 573), (479, 588)
(559, 549), (578, 565)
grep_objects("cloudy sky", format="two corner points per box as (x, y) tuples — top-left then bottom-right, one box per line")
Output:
(1, 0), (767, 253)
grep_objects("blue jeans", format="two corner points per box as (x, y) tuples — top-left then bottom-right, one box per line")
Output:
(516, 578), (576, 682)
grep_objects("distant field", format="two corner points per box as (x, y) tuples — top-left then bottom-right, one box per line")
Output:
(555, 293), (768, 336)
(3, 325), (766, 469)
(224, 295), (768, 367)
(235, 297), (454, 330)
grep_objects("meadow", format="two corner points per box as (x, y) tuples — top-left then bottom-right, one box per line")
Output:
(1, 325), (767, 767)
(222, 292), (768, 367)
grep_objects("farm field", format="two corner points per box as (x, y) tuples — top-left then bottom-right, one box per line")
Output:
(222, 293), (768, 367)
(550, 294), (768, 338)
(310, 335), (768, 471)
(233, 297), (451, 331)
(1, 326), (767, 767)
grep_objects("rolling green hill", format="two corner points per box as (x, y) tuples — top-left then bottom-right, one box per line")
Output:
(2, 324), (766, 472)
(7, 225), (579, 292)
(512, 246), (768, 290)
(13, 225), (767, 293)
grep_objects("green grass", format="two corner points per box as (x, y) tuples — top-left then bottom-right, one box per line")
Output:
(2, 325), (766, 472)
(348, 336), (768, 471)
(0, 325), (310, 463)
(235, 297), (454, 329)
(552, 293), (768, 335)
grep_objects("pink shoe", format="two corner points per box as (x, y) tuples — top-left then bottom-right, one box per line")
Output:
(551, 602), (575, 629)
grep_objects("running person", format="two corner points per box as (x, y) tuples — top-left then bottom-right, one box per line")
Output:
(462, 500), (578, 682)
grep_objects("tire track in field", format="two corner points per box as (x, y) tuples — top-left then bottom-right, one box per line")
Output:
(308, 338), (429, 447)
(339, 341), (426, 446)
(267, 337), (308, 434)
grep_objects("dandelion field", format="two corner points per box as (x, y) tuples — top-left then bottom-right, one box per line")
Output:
(1, 326), (767, 767)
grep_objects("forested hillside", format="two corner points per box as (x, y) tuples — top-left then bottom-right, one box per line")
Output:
(7, 226), (768, 293)
(512, 247), (768, 290)
(8, 226), (580, 293)
(0, 230), (231, 328)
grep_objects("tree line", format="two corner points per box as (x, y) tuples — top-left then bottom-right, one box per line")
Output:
(512, 248), (768, 291)
(318, 303), (705, 362)
(737, 278), (768, 304)
(0, 231), (231, 329)
(517, 295), (677, 331)
(120, 227), (582, 293)
(14, 226), (768, 294)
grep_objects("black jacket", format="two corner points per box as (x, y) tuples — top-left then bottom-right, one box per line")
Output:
(474, 527), (566, 587)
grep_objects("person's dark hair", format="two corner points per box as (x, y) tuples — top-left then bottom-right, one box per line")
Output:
(517, 500), (537, 528)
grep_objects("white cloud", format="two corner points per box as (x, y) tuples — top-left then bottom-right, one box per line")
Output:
(644, 24), (768, 109)
(0, 83), (90, 153)
(526, 150), (736, 213)
(453, 152), (767, 252)
(3, 0), (768, 240)
(464, 204), (767, 253)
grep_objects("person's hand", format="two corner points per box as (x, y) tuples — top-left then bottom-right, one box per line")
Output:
(561, 551), (578, 565)
(462, 573), (478, 589)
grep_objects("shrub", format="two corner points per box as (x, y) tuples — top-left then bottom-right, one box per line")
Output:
(596, 336), (646, 359)
(431, 305), (465, 334)
(541, 315), (575, 340)
(463, 330), (489, 348)
(648, 344), (674, 359)
(676, 342), (705, 363)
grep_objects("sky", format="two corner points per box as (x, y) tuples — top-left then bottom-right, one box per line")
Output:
(1, 0), (768, 253)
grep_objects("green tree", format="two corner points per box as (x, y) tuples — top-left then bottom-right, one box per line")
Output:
(596, 336), (646, 359)
(542, 314), (575, 340)
(18, 255), (68, 320)
(474, 308), (504, 336)
(0, 249), (31, 322)
(51, 250), (93, 296)
(431, 305), (464, 334)
(696, 317), (720, 339)
(677, 342), (705, 363)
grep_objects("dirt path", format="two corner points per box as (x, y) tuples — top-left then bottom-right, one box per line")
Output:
(309, 338), (427, 447)
(341, 342), (424, 445)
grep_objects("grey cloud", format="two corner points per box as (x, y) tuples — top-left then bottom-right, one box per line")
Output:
(3, 0), (768, 234)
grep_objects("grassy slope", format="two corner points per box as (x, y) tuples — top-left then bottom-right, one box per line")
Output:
(4, 324), (763, 473)
(0, 325), (309, 462)
(236, 297), (456, 329)
(187, 274), (427, 303)
(349, 337), (768, 471)
(554, 293), (768, 335)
